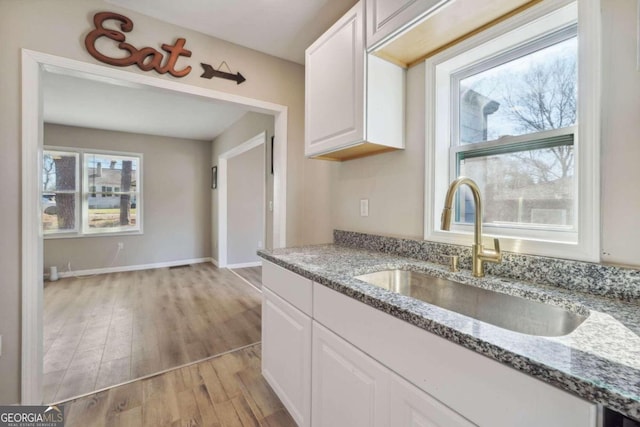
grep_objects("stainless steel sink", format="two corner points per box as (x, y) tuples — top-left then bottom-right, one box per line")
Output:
(354, 269), (587, 337)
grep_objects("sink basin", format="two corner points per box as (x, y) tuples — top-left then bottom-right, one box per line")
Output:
(354, 269), (587, 337)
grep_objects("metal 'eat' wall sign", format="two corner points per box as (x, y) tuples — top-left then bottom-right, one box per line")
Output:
(84, 11), (246, 84)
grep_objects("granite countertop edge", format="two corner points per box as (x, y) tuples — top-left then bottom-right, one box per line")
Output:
(257, 246), (640, 420)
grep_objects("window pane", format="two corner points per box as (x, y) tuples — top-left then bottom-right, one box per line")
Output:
(87, 194), (138, 230)
(43, 151), (77, 191)
(85, 153), (139, 195)
(84, 152), (140, 234)
(459, 36), (577, 144)
(42, 194), (77, 232)
(457, 144), (574, 227)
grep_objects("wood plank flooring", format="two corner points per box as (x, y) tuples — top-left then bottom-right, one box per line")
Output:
(62, 343), (296, 427)
(230, 267), (262, 290)
(44, 263), (262, 403)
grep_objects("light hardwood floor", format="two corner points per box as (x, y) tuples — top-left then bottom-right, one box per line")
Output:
(62, 343), (296, 427)
(230, 267), (262, 290)
(44, 263), (262, 403)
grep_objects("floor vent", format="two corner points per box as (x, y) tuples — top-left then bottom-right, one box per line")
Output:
(169, 264), (191, 269)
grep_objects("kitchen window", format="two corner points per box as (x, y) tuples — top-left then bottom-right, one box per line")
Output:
(425, 0), (600, 261)
(42, 148), (143, 237)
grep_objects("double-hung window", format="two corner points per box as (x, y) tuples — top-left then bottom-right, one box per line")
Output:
(42, 148), (142, 237)
(42, 150), (80, 234)
(425, 0), (600, 260)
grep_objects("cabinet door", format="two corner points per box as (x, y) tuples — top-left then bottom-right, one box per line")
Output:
(389, 372), (477, 427)
(262, 288), (311, 427)
(366, 0), (449, 49)
(305, 1), (364, 157)
(312, 321), (389, 427)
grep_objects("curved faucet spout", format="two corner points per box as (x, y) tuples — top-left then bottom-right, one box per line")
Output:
(441, 176), (501, 277)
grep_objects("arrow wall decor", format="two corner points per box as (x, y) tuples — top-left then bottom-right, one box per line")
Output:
(200, 62), (246, 85)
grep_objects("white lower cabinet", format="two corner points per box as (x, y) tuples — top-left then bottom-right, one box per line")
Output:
(312, 321), (474, 427)
(261, 261), (596, 427)
(388, 371), (476, 427)
(262, 287), (312, 427)
(312, 322), (389, 427)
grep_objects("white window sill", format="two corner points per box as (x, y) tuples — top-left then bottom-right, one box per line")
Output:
(43, 230), (143, 240)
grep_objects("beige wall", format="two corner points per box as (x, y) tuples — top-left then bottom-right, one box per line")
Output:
(0, 0), (333, 403)
(43, 124), (212, 272)
(227, 144), (264, 265)
(331, 63), (425, 239)
(331, 1), (640, 267)
(211, 112), (275, 262)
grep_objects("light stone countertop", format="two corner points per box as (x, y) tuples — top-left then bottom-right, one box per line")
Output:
(258, 243), (640, 421)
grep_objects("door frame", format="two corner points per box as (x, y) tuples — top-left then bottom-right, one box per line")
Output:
(218, 132), (266, 268)
(21, 49), (288, 404)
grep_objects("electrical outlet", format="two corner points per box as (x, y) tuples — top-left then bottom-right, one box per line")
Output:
(0, 335), (3, 357)
(269, 201), (273, 212)
(258, 240), (263, 249)
(360, 199), (369, 217)
(117, 242), (124, 250)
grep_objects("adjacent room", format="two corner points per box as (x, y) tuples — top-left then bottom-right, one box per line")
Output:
(40, 69), (275, 403)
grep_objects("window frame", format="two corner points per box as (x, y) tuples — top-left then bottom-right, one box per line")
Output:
(42, 148), (80, 235)
(42, 146), (144, 239)
(424, 0), (601, 261)
(82, 149), (143, 236)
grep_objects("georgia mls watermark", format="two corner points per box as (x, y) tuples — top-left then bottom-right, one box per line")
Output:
(0, 406), (64, 427)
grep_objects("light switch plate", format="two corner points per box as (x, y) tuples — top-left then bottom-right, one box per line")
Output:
(360, 199), (369, 217)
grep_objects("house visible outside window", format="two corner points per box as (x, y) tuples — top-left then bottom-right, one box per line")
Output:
(425, 0), (600, 261)
(453, 26), (577, 231)
(42, 148), (143, 237)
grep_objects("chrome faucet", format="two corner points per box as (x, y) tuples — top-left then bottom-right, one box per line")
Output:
(441, 177), (501, 277)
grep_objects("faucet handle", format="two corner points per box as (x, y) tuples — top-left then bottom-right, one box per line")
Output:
(491, 238), (502, 262)
(493, 238), (500, 253)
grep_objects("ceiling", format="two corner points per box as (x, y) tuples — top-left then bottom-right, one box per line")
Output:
(104, 0), (357, 64)
(43, 70), (249, 141)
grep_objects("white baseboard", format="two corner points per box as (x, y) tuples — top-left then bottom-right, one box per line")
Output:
(211, 258), (219, 267)
(227, 261), (262, 269)
(55, 257), (214, 278)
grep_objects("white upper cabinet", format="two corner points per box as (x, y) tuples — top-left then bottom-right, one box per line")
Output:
(305, 1), (404, 161)
(366, 0), (450, 49)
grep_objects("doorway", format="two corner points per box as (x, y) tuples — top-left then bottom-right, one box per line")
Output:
(218, 132), (266, 268)
(22, 49), (289, 404)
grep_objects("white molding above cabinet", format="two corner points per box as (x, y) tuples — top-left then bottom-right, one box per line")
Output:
(366, 0), (450, 50)
(305, 1), (405, 161)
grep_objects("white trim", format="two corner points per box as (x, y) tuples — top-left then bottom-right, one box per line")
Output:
(54, 257), (213, 278)
(21, 50), (289, 404)
(211, 258), (219, 267)
(424, 0), (600, 262)
(218, 132), (266, 268)
(227, 261), (263, 269)
(21, 50), (44, 405)
(273, 111), (288, 249)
